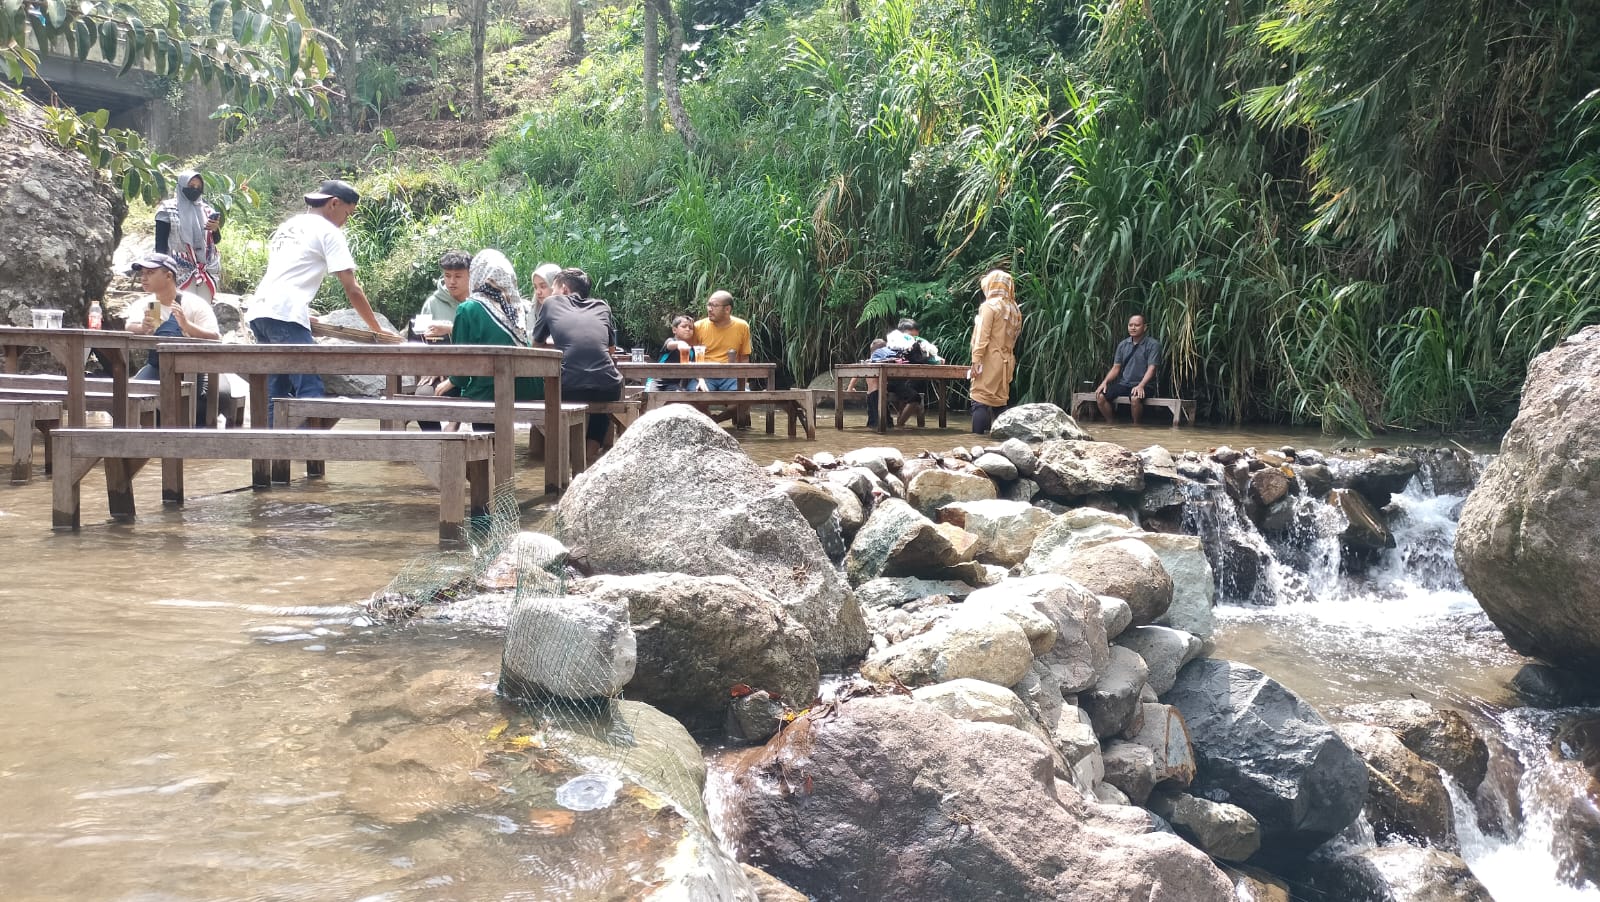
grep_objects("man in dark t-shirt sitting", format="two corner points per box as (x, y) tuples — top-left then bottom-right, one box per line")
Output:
(1094, 313), (1162, 424)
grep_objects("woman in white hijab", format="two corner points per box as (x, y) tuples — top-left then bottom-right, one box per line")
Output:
(437, 250), (543, 403)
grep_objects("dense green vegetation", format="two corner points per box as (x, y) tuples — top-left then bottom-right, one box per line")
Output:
(209, 0), (1600, 434)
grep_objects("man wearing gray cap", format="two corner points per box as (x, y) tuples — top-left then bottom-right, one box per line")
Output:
(244, 179), (391, 424)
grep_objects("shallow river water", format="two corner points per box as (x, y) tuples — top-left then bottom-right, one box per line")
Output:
(0, 410), (1589, 900)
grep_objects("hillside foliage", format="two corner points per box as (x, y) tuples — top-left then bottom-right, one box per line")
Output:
(207, 0), (1600, 433)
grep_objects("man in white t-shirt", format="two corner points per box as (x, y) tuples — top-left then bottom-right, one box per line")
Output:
(244, 179), (390, 424)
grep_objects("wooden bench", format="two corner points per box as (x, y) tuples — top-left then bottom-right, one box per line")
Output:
(50, 429), (493, 543)
(1070, 392), (1196, 426)
(641, 389), (817, 439)
(0, 373), (233, 425)
(0, 398), (60, 483)
(274, 396), (590, 481)
(0, 387), (160, 425)
(583, 399), (643, 447)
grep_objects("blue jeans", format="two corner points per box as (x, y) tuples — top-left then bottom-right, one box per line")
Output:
(249, 318), (323, 426)
(704, 377), (738, 392)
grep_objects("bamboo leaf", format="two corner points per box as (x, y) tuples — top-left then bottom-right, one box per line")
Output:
(98, 20), (116, 62)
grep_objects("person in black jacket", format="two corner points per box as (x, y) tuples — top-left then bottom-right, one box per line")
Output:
(532, 268), (624, 458)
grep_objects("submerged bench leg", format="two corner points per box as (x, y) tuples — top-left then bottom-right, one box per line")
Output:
(38, 419), (55, 476)
(468, 457), (490, 519)
(568, 420), (584, 477)
(438, 442), (466, 543)
(10, 406), (34, 483)
(51, 433), (89, 530)
(804, 394), (817, 440)
(106, 457), (149, 521)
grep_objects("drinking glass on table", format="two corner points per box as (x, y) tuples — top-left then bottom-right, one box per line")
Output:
(692, 344), (706, 361)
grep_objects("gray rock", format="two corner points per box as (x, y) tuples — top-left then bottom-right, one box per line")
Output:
(1138, 445), (1179, 479)
(1034, 440), (1145, 499)
(1336, 723), (1457, 850)
(990, 403), (1092, 444)
(1043, 538), (1174, 626)
(819, 480), (867, 538)
(1166, 659), (1367, 863)
(1081, 646), (1150, 738)
(727, 689), (789, 743)
(776, 479), (838, 528)
(824, 467), (875, 507)
(1103, 740), (1157, 805)
(860, 607), (1034, 688)
(1100, 596), (1134, 639)
(906, 468), (998, 518)
(938, 499), (1055, 567)
(558, 407), (868, 667)
(1147, 792), (1261, 862)
(845, 498), (977, 585)
(1331, 451), (1421, 509)
(854, 576), (979, 609)
(913, 678), (1036, 730)
(472, 531), (568, 597)
(841, 446), (904, 478)
(1332, 488), (1396, 552)
(1297, 462), (1334, 498)
(573, 573), (821, 731)
(999, 437), (1039, 476)
(1299, 846), (1493, 902)
(1130, 532), (1215, 638)
(1021, 508), (1138, 574)
(724, 696), (1233, 901)
(1115, 626), (1203, 696)
(1003, 477), (1041, 503)
(1455, 326), (1600, 669)
(1335, 699), (1489, 792)
(500, 596), (636, 701)
(1129, 702), (1196, 787)
(969, 574), (1108, 693)
(973, 452), (1019, 481)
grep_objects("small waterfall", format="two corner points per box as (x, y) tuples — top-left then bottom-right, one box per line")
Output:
(1447, 708), (1600, 901)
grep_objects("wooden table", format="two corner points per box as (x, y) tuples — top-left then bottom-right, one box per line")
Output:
(156, 343), (565, 497)
(831, 363), (973, 433)
(615, 361), (778, 387)
(0, 326), (216, 428)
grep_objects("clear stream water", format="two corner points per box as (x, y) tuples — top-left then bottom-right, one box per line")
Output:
(0, 411), (1592, 900)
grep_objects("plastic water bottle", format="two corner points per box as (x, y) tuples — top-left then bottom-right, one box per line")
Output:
(87, 301), (102, 330)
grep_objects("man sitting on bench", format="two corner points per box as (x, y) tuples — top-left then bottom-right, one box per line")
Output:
(1094, 313), (1162, 424)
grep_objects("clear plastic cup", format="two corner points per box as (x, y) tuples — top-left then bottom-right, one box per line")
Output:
(31, 309), (64, 329)
(692, 345), (706, 361)
(630, 347), (646, 363)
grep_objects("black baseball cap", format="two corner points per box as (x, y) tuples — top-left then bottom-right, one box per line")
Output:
(305, 179), (360, 205)
(129, 252), (181, 276)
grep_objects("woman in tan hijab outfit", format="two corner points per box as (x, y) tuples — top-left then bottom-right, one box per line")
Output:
(969, 269), (1023, 434)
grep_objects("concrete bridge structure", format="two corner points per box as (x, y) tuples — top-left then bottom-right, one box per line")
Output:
(21, 56), (222, 156)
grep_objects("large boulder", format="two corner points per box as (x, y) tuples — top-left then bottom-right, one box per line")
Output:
(0, 99), (125, 334)
(1336, 699), (1489, 793)
(1081, 646), (1150, 738)
(1165, 659), (1368, 864)
(1131, 532), (1216, 639)
(989, 403), (1092, 444)
(1022, 508), (1137, 575)
(1456, 325), (1600, 670)
(1033, 440), (1145, 499)
(724, 695), (1233, 902)
(1146, 792), (1261, 862)
(557, 406), (868, 667)
(572, 573), (820, 731)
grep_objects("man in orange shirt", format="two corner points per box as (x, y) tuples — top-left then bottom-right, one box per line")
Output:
(693, 290), (752, 392)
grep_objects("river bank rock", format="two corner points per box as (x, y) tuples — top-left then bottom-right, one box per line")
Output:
(1044, 538), (1174, 626)
(1331, 450), (1421, 509)
(1081, 646), (1150, 738)
(571, 573), (820, 731)
(1165, 659), (1367, 864)
(1335, 699), (1489, 792)
(906, 468), (997, 517)
(860, 607), (1033, 688)
(722, 695), (1233, 901)
(1456, 325), (1600, 671)
(967, 575), (1107, 693)
(557, 406), (867, 667)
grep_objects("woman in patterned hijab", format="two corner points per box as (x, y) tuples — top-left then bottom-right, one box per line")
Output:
(440, 249), (543, 402)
